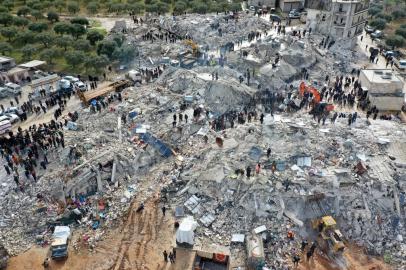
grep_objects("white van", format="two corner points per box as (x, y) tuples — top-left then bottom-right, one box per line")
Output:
(0, 120), (11, 135)
(5, 82), (22, 95)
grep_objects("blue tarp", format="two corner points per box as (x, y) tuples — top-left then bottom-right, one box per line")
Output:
(139, 132), (172, 158)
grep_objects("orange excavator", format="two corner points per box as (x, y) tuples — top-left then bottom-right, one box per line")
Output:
(299, 81), (321, 104)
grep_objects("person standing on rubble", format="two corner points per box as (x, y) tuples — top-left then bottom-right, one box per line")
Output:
(267, 148), (271, 158)
(185, 114), (188, 123)
(162, 206), (166, 216)
(292, 253), (300, 268)
(301, 240), (308, 251)
(246, 166), (251, 178)
(163, 250), (168, 262)
(260, 113), (264, 124)
(255, 163), (261, 175)
(4, 164), (10, 175)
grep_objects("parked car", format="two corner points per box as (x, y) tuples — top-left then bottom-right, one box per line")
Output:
(383, 50), (399, 59)
(4, 82), (22, 95)
(269, 14), (282, 22)
(365, 25), (375, 34)
(289, 10), (301, 19)
(249, 5), (255, 11)
(4, 113), (19, 124)
(74, 81), (86, 92)
(371, 30), (383, 39)
(63, 76), (79, 83)
(394, 59), (406, 71)
(58, 79), (73, 93)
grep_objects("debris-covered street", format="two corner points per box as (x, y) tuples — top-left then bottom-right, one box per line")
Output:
(1, 7), (406, 270)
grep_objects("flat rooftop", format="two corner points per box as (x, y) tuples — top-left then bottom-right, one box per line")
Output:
(0, 56), (14, 63)
(361, 69), (403, 84)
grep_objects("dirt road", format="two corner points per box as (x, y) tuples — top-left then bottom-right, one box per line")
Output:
(7, 197), (177, 270)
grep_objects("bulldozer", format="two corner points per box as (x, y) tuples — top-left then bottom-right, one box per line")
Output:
(183, 39), (200, 57)
(312, 216), (345, 254)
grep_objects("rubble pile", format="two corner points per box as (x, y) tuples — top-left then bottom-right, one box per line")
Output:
(1, 11), (405, 270)
(160, 13), (273, 48)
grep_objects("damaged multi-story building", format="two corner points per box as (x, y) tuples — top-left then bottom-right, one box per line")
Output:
(307, 0), (369, 48)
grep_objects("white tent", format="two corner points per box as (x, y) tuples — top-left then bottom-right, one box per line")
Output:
(176, 216), (197, 245)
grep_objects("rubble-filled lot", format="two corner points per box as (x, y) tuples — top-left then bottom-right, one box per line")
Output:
(1, 11), (405, 270)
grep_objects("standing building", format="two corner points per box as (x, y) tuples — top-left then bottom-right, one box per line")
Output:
(279, 0), (304, 12)
(306, 0), (369, 48)
(359, 69), (405, 111)
(328, 0), (369, 47)
(248, 0), (276, 9)
(0, 56), (15, 71)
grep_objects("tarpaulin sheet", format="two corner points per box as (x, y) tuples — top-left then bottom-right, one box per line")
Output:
(139, 132), (172, 157)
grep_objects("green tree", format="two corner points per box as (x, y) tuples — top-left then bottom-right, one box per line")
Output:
(21, 44), (37, 61)
(36, 32), (55, 48)
(54, 0), (66, 12)
(13, 17), (30, 28)
(47, 11), (59, 23)
(84, 54), (108, 74)
(368, 6), (382, 16)
(192, 1), (208, 14)
(87, 2), (99, 14)
(376, 12), (392, 22)
(395, 28), (406, 38)
(0, 41), (12, 54)
(28, 22), (48, 32)
(69, 23), (86, 39)
(3, 0), (14, 11)
(112, 33), (125, 47)
(97, 39), (118, 59)
(392, 10), (406, 19)
(0, 7), (8, 13)
(40, 48), (59, 64)
(55, 35), (73, 51)
(385, 35), (405, 48)
(87, 29), (104, 45)
(54, 22), (72, 35)
(113, 45), (137, 63)
(17, 6), (31, 17)
(174, 1), (187, 14)
(370, 18), (387, 30)
(1, 27), (18, 42)
(65, 50), (86, 68)
(30, 9), (44, 20)
(401, 24), (406, 29)
(0, 12), (13, 26)
(128, 2), (145, 14)
(67, 1), (80, 14)
(15, 30), (35, 45)
(73, 39), (91, 51)
(229, 2), (242, 11)
(70, 17), (89, 26)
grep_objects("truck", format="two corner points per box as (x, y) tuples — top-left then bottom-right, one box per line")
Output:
(4, 82), (22, 95)
(127, 69), (142, 84)
(50, 226), (71, 260)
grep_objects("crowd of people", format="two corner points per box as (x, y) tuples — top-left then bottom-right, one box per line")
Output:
(1, 114), (76, 192)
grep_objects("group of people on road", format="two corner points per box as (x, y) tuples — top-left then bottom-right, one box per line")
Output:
(163, 248), (176, 264)
(1, 115), (73, 192)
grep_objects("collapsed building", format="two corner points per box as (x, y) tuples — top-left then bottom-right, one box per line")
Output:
(0, 10), (405, 270)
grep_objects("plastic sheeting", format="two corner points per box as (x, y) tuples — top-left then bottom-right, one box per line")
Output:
(176, 216), (197, 245)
